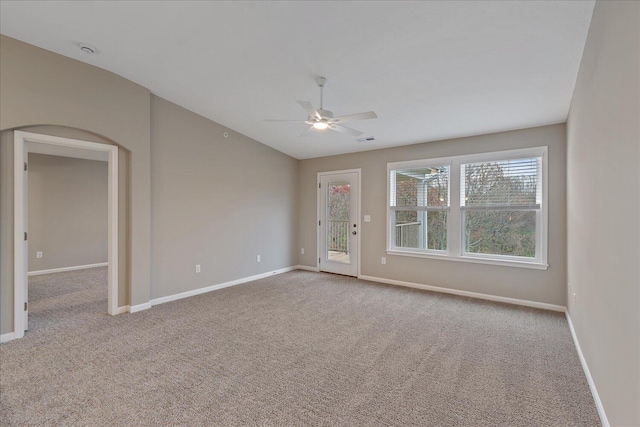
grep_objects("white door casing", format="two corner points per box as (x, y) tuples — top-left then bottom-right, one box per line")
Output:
(23, 149), (29, 330)
(13, 131), (119, 340)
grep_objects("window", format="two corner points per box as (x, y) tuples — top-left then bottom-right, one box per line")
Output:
(390, 165), (449, 252)
(461, 157), (541, 260)
(387, 147), (548, 269)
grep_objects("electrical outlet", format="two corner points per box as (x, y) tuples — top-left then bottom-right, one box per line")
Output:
(572, 292), (576, 304)
(381, 257), (386, 265)
(36, 251), (43, 259)
(256, 255), (261, 263)
(301, 248), (305, 255)
(195, 264), (201, 273)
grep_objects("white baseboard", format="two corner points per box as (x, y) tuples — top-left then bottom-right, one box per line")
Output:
(129, 302), (152, 313)
(295, 265), (319, 272)
(565, 312), (609, 427)
(358, 274), (566, 312)
(28, 262), (108, 276)
(1, 332), (16, 344)
(149, 266), (297, 307)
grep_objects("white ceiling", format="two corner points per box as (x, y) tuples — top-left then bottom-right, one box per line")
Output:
(0, 1), (594, 159)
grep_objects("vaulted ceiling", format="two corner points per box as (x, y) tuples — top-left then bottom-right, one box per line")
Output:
(0, 1), (595, 159)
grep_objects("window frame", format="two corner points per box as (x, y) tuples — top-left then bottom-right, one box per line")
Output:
(387, 146), (548, 270)
(389, 159), (451, 255)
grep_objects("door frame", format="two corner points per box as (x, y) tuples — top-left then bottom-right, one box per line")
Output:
(317, 168), (362, 277)
(13, 131), (119, 340)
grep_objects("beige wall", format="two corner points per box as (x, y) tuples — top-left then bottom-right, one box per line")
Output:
(299, 124), (567, 305)
(0, 36), (299, 335)
(1, 35), (150, 333)
(27, 154), (108, 271)
(150, 95), (298, 300)
(566, 1), (640, 426)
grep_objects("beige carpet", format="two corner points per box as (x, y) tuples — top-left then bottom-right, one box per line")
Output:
(1, 268), (599, 426)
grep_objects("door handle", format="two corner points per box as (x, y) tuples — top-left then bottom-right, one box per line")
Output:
(352, 231), (357, 235)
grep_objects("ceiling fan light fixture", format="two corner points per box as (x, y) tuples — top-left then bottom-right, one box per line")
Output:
(263, 77), (377, 138)
(313, 122), (329, 130)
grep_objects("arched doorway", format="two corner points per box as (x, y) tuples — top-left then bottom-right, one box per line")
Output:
(13, 131), (119, 339)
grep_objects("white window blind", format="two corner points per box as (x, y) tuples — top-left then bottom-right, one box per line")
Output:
(460, 157), (542, 210)
(390, 166), (450, 211)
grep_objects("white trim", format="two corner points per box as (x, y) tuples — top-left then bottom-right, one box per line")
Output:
(106, 140), (119, 316)
(565, 312), (610, 427)
(13, 131), (119, 340)
(358, 274), (566, 312)
(386, 250), (549, 270)
(149, 266), (297, 307)
(1, 332), (16, 344)
(129, 303), (151, 313)
(295, 265), (320, 272)
(28, 262), (108, 276)
(14, 133), (25, 339)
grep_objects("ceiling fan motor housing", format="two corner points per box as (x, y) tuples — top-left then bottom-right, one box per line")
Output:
(317, 109), (333, 119)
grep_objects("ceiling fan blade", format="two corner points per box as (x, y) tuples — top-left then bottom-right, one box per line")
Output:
(328, 124), (363, 137)
(263, 119), (311, 123)
(299, 126), (314, 137)
(298, 100), (322, 120)
(329, 111), (377, 124)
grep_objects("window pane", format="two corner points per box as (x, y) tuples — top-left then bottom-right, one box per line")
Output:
(395, 211), (420, 248)
(394, 210), (447, 251)
(427, 211), (447, 251)
(464, 210), (536, 257)
(327, 181), (350, 263)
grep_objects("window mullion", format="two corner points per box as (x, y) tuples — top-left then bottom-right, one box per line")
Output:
(448, 159), (461, 256)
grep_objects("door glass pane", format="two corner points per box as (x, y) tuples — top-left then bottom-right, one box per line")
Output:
(327, 181), (350, 263)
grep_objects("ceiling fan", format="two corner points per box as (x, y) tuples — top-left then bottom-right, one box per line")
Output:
(264, 77), (377, 137)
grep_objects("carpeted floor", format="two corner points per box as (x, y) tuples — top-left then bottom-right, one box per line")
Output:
(1, 267), (599, 426)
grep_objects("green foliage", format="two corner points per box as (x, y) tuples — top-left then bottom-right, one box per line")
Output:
(465, 210), (535, 257)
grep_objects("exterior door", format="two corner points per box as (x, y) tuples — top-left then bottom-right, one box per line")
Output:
(319, 171), (359, 276)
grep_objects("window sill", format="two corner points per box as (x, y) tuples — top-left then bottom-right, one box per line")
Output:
(386, 249), (549, 270)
